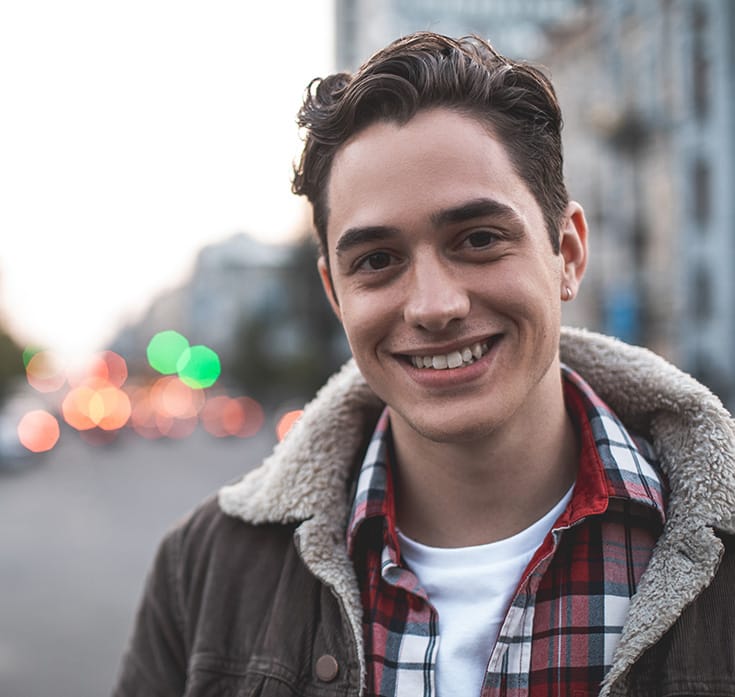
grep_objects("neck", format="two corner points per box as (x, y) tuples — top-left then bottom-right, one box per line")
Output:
(390, 369), (578, 548)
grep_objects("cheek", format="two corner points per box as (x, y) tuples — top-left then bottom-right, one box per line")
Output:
(338, 297), (388, 349)
(497, 259), (560, 306)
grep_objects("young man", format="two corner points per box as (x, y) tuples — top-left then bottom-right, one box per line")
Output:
(114, 33), (735, 697)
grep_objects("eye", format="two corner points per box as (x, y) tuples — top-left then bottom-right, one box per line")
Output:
(464, 229), (497, 249)
(358, 251), (393, 271)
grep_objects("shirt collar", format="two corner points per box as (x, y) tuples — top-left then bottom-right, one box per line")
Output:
(346, 408), (397, 558)
(347, 365), (667, 556)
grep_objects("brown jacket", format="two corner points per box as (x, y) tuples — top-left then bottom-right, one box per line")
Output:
(114, 328), (735, 696)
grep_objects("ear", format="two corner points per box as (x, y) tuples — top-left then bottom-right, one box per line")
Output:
(559, 201), (588, 300)
(317, 256), (342, 321)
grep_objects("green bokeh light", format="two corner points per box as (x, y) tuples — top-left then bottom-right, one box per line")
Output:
(176, 345), (221, 389)
(22, 346), (43, 368)
(146, 331), (190, 375)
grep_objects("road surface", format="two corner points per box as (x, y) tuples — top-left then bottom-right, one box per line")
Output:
(0, 425), (275, 697)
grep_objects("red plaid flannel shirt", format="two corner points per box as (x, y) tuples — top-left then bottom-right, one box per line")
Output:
(347, 366), (667, 697)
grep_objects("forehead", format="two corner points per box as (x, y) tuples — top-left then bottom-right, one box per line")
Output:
(325, 108), (541, 249)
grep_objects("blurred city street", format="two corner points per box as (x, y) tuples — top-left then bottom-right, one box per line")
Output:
(0, 427), (274, 697)
(1, 2), (734, 697)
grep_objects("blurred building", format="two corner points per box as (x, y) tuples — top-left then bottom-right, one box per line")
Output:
(332, 0), (735, 409)
(336, 0), (586, 69)
(547, 0), (735, 408)
(111, 232), (349, 403)
(111, 233), (291, 372)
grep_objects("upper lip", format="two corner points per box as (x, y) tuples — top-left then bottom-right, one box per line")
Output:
(393, 334), (499, 356)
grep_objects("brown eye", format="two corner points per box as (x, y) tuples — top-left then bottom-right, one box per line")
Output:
(466, 230), (495, 248)
(364, 252), (392, 270)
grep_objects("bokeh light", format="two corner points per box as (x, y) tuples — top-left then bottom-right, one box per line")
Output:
(127, 377), (205, 440)
(61, 382), (131, 432)
(150, 376), (205, 419)
(22, 346), (42, 368)
(236, 397), (265, 437)
(146, 331), (190, 375)
(25, 350), (66, 393)
(176, 345), (221, 389)
(276, 410), (304, 441)
(164, 415), (199, 440)
(200, 395), (264, 438)
(17, 410), (61, 453)
(200, 396), (232, 438)
(62, 386), (98, 431)
(129, 388), (165, 440)
(70, 351), (128, 388)
(95, 386), (132, 431)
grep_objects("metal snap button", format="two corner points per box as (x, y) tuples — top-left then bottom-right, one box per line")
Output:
(315, 654), (339, 682)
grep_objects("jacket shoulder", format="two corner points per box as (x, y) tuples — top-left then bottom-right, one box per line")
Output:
(173, 493), (297, 556)
(624, 532), (735, 695)
(166, 495), (301, 613)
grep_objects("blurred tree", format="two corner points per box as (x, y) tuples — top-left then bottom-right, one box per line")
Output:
(0, 324), (25, 406)
(226, 235), (350, 405)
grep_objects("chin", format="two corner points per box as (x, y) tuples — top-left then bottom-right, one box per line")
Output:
(403, 410), (507, 445)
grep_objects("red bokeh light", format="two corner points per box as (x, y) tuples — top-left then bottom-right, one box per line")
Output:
(276, 410), (304, 441)
(69, 351), (128, 389)
(17, 410), (61, 453)
(200, 395), (264, 438)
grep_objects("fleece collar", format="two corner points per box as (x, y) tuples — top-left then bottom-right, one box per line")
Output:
(218, 327), (735, 695)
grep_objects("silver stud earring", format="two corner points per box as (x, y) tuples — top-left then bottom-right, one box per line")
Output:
(563, 287), (573, 301)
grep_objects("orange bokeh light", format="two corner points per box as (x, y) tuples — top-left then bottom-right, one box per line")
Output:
(95, 387), (132, 431)
(150, 375), (205, 419)
(61, 382), (131, 431)
(127, 380), (202, 439)
(62, 386), (98, 430)
(276, 410), (304, 441)
(201, 395), (264, 438)
(25, 351), (65, 393)
(17, 410), (61, 453)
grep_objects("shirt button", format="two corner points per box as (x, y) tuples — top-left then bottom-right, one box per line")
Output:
(315, 654), (339, 682)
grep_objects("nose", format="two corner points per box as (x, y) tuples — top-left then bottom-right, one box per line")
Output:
(403, 251), (471, 331)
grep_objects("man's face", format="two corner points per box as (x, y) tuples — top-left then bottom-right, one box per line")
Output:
(320, 108), (586, 444)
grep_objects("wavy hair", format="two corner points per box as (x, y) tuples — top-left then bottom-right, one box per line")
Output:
(292, 32), (568, 256)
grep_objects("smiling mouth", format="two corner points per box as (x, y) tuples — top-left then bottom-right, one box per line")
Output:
(406, 339), (494, 370)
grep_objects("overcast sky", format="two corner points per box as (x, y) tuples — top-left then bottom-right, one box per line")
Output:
(0, 1), (335, 367)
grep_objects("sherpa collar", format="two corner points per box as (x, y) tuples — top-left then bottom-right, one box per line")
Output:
(218, 327), (735, 696)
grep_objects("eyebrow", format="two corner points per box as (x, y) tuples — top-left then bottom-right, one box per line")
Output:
(334, 197), (525, 258)
(430, 197), (525, 228)
(335, 226), (400, 257)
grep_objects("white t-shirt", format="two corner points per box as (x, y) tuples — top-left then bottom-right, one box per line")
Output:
(397, 486), (573, 697)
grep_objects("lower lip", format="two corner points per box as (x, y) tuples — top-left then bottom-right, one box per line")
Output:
(398, 338), (501, 389)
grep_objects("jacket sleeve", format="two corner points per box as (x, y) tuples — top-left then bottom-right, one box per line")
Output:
(112, 527), (188, 697)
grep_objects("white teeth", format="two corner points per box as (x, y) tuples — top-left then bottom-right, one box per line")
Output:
(447, 351), (463, 369)
(409, 339), (494, 370)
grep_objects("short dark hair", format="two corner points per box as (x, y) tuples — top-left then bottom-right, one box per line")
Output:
(292, 32), (568, 257)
